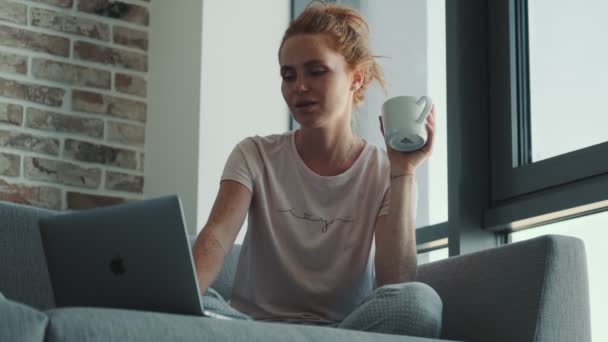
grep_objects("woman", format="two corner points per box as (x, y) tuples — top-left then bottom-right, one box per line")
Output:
(193, 2), (442, 337)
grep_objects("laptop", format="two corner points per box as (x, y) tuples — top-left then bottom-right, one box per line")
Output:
(38, 195), (230, 319)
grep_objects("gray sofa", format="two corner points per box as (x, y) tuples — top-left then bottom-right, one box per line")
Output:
(0, 201), (592, 342)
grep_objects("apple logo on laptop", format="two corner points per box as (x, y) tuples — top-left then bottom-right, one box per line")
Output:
(110, 254), (126, 275)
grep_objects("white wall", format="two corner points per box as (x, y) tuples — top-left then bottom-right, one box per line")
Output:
(146, 0), (444, 235)
(358, 0), (448, 228)
(426, 0), (448, 225)
(293, 0), (449, 228)
(358, 0), (429, 147)
(146, 0), (205, 234)
(198, 1), (291, 236)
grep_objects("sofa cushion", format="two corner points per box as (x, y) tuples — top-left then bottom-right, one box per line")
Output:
(210, 244), (241, 300)
(186, 234), (240, 301)
(0, 201), (57, 310)
(45, 306), (453, 342)
(0, 294), (48, 342)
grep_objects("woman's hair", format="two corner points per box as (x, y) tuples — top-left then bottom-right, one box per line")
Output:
(279, 0), (386, 107)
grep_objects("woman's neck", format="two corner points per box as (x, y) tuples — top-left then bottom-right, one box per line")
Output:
(295, 125), (364, 176)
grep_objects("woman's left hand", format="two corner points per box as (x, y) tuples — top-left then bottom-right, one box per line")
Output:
(379, 105), (436, 176)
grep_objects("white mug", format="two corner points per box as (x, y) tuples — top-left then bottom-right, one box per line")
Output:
(381, 95), (433, 152)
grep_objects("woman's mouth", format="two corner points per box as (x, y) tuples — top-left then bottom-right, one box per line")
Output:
(294, 101), (318, 109)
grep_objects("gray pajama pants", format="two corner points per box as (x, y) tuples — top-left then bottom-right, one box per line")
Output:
(203, 282), (443, 338)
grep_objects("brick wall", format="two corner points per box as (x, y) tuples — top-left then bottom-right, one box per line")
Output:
(0, 0), (149, 210)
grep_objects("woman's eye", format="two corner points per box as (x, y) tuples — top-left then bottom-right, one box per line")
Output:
(310, 69), (327, 76)
(281, 73), (295, 82)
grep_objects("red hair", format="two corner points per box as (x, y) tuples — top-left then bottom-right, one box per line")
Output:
(279, 1), (386, 106)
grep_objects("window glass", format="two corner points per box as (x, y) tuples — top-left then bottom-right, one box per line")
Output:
(528, 0), (608, 162)
(418, 248), (449, 265)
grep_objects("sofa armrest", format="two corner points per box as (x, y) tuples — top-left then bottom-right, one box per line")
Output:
(0, 201), (57, 310)
(416, 234), (591, 342)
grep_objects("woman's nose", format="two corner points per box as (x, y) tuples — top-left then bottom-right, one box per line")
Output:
(295, 77), (309, 93)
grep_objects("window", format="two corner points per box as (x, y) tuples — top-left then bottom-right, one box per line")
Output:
(527, 0), (608, 162)
(485, 1), (608, 339)
(510, 211), (608, 342)
(485, 0), (608, 231)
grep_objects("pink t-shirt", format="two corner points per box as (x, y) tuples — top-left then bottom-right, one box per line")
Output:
(221, 130), (393, 323)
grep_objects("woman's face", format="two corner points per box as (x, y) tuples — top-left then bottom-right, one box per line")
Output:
(279, 34), (358, 128)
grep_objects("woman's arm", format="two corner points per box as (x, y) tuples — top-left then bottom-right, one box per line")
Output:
(374, 105), (435, 287)
(373, 175), (418, 286)
(192, 180), (252, 293)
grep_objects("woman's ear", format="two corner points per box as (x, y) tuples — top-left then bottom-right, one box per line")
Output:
(351, 67), (364, 91)
(350, 69), (363, 91)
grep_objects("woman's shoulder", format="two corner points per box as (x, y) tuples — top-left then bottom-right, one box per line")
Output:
(362, 141), (390, 167)
(236, 131), (293, 155)
(358, 143), (390, 190)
